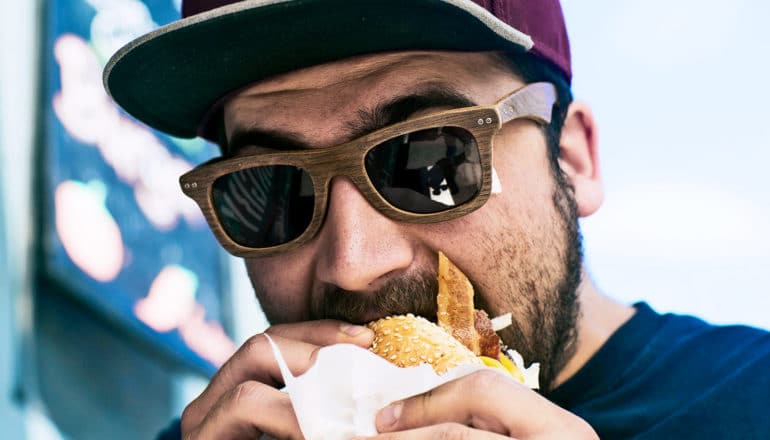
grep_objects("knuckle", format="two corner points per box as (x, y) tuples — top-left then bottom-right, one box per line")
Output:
(264, 324), (284, 336)
(569, 416), (599, 439)
(466, 368), (503, 391)
(230, 381), (266, 407)
(180, 400), (201, 433)
(244, 332), (268, 348)
(242, 333), (270, 356)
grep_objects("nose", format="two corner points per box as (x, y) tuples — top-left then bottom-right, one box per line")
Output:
(314, 177), (413, 292)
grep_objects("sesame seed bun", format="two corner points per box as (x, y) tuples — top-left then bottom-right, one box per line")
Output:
(367, 314), (482, 374)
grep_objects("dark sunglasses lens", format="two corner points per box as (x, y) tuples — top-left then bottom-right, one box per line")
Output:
(365, 127), (482, 214)
(212, 165), (314, 248)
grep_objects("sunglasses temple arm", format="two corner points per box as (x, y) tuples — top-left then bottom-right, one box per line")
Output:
(496, 82), (557, 125)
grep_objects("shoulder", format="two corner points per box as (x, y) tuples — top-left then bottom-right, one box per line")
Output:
(624, 304), (770, 438)
(632, 303), (769, 387)
(568, 303), (770, 439)
(649, 305), (770, 365)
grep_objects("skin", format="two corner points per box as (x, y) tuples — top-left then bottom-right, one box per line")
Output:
(181, 51), (635, 439)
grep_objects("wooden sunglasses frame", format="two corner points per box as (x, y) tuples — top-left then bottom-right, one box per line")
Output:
(180, 82), (557, 257)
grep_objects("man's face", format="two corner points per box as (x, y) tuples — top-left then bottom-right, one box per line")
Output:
(222, 51), (581, 389)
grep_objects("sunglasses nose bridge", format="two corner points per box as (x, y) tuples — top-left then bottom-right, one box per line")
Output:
(310, 138), (372, 189)
(312, 146), (401, 234)
(301, 142), (366, 217)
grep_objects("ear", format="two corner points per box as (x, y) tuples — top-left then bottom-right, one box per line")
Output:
(557, 101), (603, 217)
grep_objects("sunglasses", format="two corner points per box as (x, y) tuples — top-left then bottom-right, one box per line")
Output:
(180, 82), (557, 257)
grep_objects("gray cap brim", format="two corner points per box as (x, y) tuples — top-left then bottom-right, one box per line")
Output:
(103, 0), (533, 139)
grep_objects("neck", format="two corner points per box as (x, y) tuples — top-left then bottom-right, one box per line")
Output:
(552, 270), (635, 388)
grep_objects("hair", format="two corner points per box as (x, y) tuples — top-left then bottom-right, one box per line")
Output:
(493, 51), (574, 182)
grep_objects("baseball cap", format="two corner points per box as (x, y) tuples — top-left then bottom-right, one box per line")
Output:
(103, 0), (571, 141)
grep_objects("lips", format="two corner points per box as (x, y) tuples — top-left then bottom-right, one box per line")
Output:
(322, 301), (439, 326)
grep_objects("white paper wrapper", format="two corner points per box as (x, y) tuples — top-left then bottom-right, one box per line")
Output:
(265, 335), (539, 440)
(506, 348), (541, 390)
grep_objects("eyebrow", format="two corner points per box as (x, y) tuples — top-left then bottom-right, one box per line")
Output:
(226, 84), (477, 154)
(347, 85), (477, 139)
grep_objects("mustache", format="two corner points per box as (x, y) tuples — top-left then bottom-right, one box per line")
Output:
(312, 272), (438, 324)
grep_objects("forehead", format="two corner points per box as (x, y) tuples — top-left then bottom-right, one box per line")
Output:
(222, 51), (522, 146)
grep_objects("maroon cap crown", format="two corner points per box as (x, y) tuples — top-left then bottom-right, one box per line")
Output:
(472, 0), (571, 81)
(182, 0), (572, 82)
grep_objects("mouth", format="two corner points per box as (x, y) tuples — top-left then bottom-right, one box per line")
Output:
(323, 300), (438, 326)
(313, 271), (440, 325)
(349, 308), (439, 326)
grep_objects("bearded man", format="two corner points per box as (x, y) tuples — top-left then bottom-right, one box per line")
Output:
(104, 1), (770, 439)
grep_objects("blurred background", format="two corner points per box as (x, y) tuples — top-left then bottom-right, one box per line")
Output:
(1, 0), (768, 438)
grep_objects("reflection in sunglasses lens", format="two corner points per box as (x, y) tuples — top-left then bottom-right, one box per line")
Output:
(365, 127), (481, 213)
(212, 165), (314, 248)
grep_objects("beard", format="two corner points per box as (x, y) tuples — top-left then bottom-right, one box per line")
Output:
(305, 173), (582, 393)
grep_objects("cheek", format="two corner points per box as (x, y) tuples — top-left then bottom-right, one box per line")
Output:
(244, 254), (314, 323)
(415, 127), (564, 307)
(492, 124), (555, 206)
(485, 128), (556, 233)
(410, 126), (557, 264)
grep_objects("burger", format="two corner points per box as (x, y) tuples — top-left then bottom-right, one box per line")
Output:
(367, 252), (536, 386)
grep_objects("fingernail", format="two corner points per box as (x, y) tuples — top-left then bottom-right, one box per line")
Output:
(340, 323), (368, 336)
(378, 402), (402, 428)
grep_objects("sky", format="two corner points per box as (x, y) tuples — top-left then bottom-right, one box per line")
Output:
(562, 0), (770, 328)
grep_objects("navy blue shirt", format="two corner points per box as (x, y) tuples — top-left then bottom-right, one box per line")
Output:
(158, 302), (770, 439)
(547, 302), (770, 439)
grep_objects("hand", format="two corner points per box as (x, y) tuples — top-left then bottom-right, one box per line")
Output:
(362, 369), (597, 439)
(180, 320), (374, 439)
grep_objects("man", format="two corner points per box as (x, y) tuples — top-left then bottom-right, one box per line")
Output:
(104, 1), (770, 438)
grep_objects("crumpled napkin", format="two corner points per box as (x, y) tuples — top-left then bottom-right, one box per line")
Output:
(264, 335), (537, 440)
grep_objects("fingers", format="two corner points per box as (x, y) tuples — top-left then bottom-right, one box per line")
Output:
(183, 333), (316, 431)
(266, 319), (374, 347)
(356, 423), (514, 440)
(183, 320), (372, 433)
(375, 369), (586, 438)
(185, 381), (302, 440)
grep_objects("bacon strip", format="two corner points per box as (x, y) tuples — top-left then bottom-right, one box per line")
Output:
(474, 309), (502, 359)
